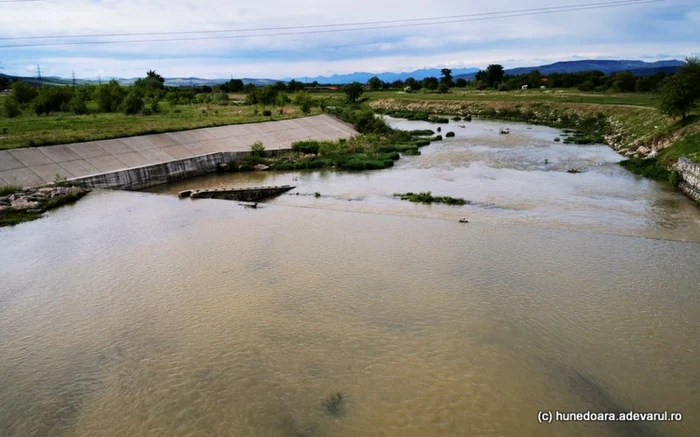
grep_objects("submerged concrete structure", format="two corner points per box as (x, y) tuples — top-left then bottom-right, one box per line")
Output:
(0, 115), (357, 188)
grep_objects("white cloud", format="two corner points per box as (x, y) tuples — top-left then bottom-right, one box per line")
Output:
(0, 0), (697, 77)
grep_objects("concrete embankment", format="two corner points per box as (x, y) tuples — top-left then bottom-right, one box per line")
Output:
(676, 158), (700, 204)
(70, 150), (286, 190)
(0, 114), (357, 189)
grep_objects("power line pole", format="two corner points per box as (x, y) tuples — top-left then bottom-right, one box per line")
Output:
(36, 64), (41, 83)
(72, 71), (76, 87)
(98, 74), (101, 85)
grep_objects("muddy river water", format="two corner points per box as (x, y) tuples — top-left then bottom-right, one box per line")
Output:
(1, 118), (699, 436)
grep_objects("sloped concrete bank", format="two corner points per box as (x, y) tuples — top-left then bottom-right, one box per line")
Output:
(69, 150), (287, 190)
(676, 158), (700, 204)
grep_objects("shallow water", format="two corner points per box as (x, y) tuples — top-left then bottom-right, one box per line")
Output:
(1, 118), (699, 437)
(150, 117), (700, 242)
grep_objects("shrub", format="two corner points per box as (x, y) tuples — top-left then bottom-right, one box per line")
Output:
(262, 109), (272, 117)
(408, 129), (434, 136)
(291, 140), (320, 154)
(294, 92), (313, 115)
(251, 140), (266, 157)
(11, 81), (37, 104)
(445, 132), (455, 137)
(95, 80), (125, 113)
(69, 95), (88, 115)
(141, 106), (153, 116)
(2, 96), (21, 118)
(431, 135), (443, 141)
(121, 91), (144, 115)
(429, 116), (450, 123)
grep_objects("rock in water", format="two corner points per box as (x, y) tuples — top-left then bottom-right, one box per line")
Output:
(253, 164), (270, 171)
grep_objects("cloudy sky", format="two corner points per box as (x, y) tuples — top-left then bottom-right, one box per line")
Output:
(0, 0), (698, 79)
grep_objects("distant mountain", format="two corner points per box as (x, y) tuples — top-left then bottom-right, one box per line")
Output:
(454, 60), (685, 80)
(0, 74), (277, 87)
(284, 67), (480, 85)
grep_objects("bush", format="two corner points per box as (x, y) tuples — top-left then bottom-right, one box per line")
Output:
(11, 81), (37, 104)
(294, 92), (313, 115)
(32, 87), (74, 115)
(69, 95), (88, 115)
(251, 140), (265, 157)
(445, 132), (455, 137)
(262, 109), (272, 117)
(291, 140), (320, 154)
(431, 135), (443, 141)
(121, 91), (144, 115)
(2, 96), (21, 118)
(428, 116), (449, 123)
(141, 106), (153, 116)
(95, 80), (126, 113)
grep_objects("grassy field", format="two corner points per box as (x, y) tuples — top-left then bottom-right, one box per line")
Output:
(357, 89), (662, 108)
(0, 99), (318, 150)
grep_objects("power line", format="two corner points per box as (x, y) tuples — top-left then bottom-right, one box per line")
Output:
(0, 0), (657, 41)
(0, 0), (44, 3)
(0, 0), (663, 49)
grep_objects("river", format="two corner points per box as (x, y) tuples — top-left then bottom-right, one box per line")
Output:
(1, 117), (699, 436)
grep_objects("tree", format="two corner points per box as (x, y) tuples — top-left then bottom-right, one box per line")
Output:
(612, 71), (636, 92)
(422, 76), (439, 90)
(2, 96), (20, 118)
(485, 64), (505, 88)
(405, 77), (421, 90)
(134, 70), (165, 92)
(95, 80), (125, 112)
(343, 82), (364, 103)
(440, 68), (453, 86)
(367, 76), (383, 91)
(222, 79), (244, 92)
(455, 78), (467, 88)
(660, 57), (700, 120)
(437, 83), (449, 94)
(294, 92), (313, 114)
(11, 80), (37, 104)
(121, 90), (144, 115)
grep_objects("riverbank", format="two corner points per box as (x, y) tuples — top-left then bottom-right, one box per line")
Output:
(0, 184), (90, 227)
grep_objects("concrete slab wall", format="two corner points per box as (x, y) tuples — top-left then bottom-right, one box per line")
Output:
(0, 114), (357, 188)
(70, 149), (287, 190)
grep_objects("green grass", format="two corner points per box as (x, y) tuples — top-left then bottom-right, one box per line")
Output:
(0, 100), (319, 150)
(658, 132), (700, 163)
(394, 191), (469, 205)
(619, 158), (672, 181)
(366, 89), (662, 107)
(0, 185), (22, 196)
(0, 209), (42, 227)
(229, 128), (435, 173)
